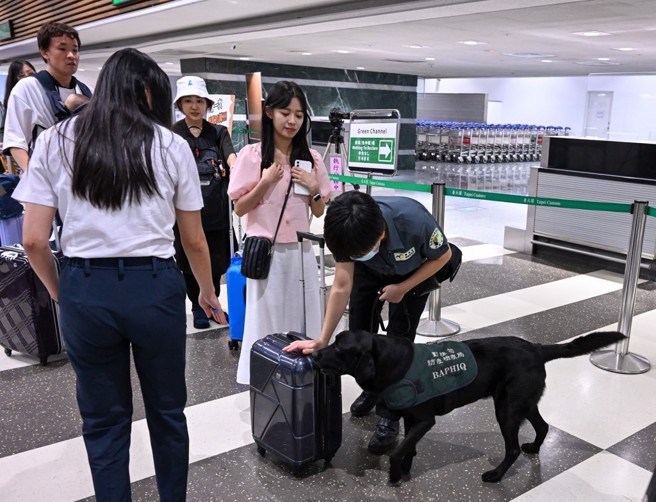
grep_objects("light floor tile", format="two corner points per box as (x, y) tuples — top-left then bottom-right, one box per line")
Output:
(512, 451), (652, 502)
(540, 310), (656, 449)
(415, 271), (625, 343)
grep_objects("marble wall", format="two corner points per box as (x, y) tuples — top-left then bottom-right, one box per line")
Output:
(180, 58), (417, 170)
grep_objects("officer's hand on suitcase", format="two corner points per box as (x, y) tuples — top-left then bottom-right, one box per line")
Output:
(199, 293), (227, 325)
(284, 338), (327, 355)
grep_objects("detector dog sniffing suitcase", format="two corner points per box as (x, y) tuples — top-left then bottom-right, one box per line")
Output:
(226, 197), (246, 350)
(249, 231), (341, 471)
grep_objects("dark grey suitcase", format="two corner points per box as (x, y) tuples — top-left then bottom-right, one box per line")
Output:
(0, 243), (63, 366)
(249, 232), (342, 470)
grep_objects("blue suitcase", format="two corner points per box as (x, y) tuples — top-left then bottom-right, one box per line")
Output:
(226, 255), (246, 350)
(250, 331), (342, 470)
(250, 232), (341, 470)
(226, 199), (246, 351)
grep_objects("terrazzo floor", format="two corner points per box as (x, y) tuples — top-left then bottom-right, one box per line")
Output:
(1, 167), (655, 501)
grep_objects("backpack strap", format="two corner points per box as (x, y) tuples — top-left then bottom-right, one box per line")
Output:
(32, 71), (92, 123)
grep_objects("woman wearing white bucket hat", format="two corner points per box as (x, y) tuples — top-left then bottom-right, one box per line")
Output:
(172, 76), (237, 329)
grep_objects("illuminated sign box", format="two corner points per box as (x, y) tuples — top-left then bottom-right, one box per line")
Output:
(112, 0), (146, 5)
(0, 20), (14, 42)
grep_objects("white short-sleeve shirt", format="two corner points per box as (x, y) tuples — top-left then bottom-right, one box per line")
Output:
(3, 76), (59, 154)
(12, 119), (203, 258)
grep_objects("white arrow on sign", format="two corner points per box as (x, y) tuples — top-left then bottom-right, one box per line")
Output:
(379, 143), (392, 159)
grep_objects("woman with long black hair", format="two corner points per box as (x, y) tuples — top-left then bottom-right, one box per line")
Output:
(0, 59), (35, 145)
(228, 80), (330, 384)
(13, 48), (225, 502)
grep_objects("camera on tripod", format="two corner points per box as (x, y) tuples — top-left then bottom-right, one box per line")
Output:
(329, 108), (350, 127)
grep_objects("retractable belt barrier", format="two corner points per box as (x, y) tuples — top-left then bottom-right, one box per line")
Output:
(328, 174), (635, 213)
(328, 173), (653, 374)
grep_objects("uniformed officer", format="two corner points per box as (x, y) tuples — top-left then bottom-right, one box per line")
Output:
(286, 190), (457, 454)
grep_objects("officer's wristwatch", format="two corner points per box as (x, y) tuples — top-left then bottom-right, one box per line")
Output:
(312, 192), (322, 202)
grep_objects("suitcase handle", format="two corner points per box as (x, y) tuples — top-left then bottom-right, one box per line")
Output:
(296, 231), (324, 248)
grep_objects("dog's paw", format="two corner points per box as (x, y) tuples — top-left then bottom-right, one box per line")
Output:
(388, 478), (402, 487)
(481, 469), (504, 483)
(389, 466), (403, 485)
(521, 442), (540, 454)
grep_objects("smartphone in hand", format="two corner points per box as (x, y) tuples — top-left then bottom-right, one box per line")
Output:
(293, 159), (312, 196)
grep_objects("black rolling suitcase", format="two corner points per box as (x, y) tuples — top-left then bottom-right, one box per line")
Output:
(0, 243), (63, 365)
(250, 231), (342, 470)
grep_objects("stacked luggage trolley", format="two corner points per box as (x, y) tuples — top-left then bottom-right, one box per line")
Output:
(416, 121), (571, 164)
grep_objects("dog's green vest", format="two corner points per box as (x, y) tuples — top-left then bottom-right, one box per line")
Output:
(383, 341), (477, 410)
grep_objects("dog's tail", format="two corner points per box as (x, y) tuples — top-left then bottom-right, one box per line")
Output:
(540, 331), (626, 363)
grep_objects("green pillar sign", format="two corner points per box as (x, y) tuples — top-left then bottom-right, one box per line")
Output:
(347, 109), (400, 175)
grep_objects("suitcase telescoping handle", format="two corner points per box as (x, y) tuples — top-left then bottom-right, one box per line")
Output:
(296, 231), (326, 335)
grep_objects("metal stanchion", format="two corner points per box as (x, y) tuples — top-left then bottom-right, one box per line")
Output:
(365, 172), (373, 195)
(590, 200), (651, 374)
(416, 182), (460, 337)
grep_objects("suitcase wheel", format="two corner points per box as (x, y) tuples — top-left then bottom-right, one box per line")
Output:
(4, 348), (12, 357)
(39, 355), (49, 367)
(257, 445), (266, 456)
(228, 339), (240, 351)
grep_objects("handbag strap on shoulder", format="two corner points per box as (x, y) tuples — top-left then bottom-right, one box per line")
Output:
(272, 178), (293, 245)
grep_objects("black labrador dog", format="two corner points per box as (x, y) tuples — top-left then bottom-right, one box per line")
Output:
(314, 329), (624, 484)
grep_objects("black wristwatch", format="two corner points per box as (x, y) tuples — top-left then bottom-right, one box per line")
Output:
(312, 192), (322, 202)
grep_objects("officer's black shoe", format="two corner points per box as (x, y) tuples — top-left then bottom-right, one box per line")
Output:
(350, 392), (377, 417)
(367, 418), (399, 454)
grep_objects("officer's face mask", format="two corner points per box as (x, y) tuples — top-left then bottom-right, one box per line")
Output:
(351, 238), (381, 262)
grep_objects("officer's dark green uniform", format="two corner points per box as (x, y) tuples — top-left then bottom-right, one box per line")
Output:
(343, 196), (450, 340)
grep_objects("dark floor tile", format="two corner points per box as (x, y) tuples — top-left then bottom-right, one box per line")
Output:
(450, 284), (656, 346)
(0, 326), (244, 458)
(123, 401), (600, 502)
(607, 422), (656, 472)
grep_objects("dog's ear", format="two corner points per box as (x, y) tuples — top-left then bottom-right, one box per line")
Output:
(354, 353), (375, 383)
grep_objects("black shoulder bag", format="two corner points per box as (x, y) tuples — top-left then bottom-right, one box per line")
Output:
(241, 178), (293, 280)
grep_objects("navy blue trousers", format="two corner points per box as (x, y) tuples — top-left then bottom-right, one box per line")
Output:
(59, 257), (189, 502)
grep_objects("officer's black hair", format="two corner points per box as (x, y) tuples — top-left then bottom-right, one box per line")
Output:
(324, 191), (385, 262)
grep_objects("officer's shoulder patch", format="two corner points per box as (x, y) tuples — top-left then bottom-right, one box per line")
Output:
(429, 227), (444, 249)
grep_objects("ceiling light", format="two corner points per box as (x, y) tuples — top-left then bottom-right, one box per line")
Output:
(612, 47), (635, 51)
(458, 40), (487, 46)
(572, 31), (611, 37)
(597, 57), (610, 61)
(356, 66), (365, 70)
(504, 52), (555, 58)
(541, 60), (553, 63)
(239, 57), (250, 61)
(164, 62), (173, 65)
(425, 57), (435, 61)
(335, 50), (351, 54)
(575, 60), (621, 66)
(97, 66), (103, 70)
(407, 44), (429, 49)
(77, 68), (85, 71)
(301, 52), (312, 56)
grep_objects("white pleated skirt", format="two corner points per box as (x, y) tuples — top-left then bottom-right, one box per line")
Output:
(236, 241), (322, 384)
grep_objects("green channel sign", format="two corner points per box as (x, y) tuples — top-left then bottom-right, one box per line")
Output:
(348, 110), (399, 174)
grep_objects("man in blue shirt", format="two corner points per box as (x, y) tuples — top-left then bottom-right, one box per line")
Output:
(286, 191), (460, 453)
